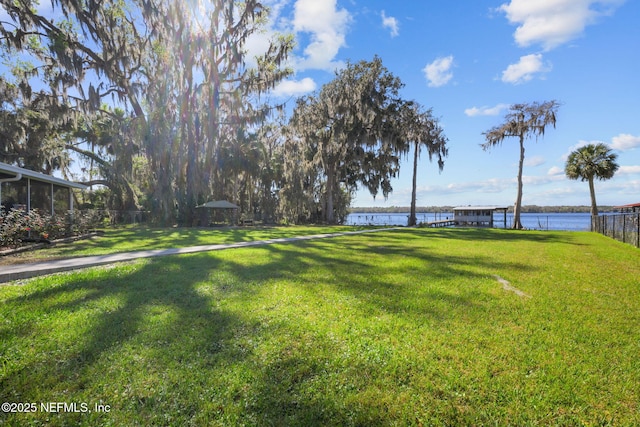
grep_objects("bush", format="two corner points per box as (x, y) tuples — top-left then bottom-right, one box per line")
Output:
(0, 208), (30, 247)
(0, 208), (105, 249)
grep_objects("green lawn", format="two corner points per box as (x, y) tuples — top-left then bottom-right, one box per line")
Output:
(1, 228), (639, 426)
(0, 225), (366, 265)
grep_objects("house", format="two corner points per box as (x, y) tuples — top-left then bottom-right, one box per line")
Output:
(453, 206), (509, 228)
(0, 162), (87, 215)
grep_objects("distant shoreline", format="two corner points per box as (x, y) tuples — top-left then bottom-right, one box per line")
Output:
(348, 205), (614, 214)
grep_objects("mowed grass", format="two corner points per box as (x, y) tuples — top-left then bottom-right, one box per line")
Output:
(0, 225), (365, 265)
(1, 228), (639, 426)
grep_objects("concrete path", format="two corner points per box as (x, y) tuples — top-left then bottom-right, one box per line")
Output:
(0, 227), (402, 284)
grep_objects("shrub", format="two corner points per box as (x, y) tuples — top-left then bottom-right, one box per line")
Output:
(0, 208), (104, 249)
(0, 208), (29, 248)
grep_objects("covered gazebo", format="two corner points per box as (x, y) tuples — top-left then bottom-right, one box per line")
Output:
(195, 200), (240, 226)
(0, 162), (87, 215)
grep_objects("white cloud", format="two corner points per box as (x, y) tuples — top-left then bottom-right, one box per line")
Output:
(442, 173), (563, 194)
(618, 165), (640, 175)
(605, 179), (640, 193)
(292, 0), (351, 71)
(243, 0), (292, 69)
(611, 133), (640, 151)
(562, 135), (639, 161)
(522, 173), (564, 185)
(272, 77), (317, 97)
(444, 178), (512, 194)
(548, 166), (564, 176)
(501, 53), (551, 84)
(244, 36), (275, 69)
(499, 0), (625, 51)
(423, 55), (454, 88)
(381, 11), (399, 37)
(524, 156), (546, 167)
(464, 103), (509, 117)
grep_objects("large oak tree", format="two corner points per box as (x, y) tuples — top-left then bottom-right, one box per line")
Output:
(287, 57), (407, 224)
(1, 0), (293, 223)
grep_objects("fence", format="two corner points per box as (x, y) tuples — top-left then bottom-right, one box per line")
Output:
(76, 210), (149, 226)
(104, 210), (148, 225)
(592, 213), (640, 248)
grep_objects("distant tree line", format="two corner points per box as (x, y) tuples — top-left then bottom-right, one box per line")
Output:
(349, 205), (615, 214)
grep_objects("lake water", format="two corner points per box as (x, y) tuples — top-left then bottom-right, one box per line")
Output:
(347, 212), (594, 231)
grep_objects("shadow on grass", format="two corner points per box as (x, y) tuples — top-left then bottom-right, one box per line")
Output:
(228, 234), (537, 425)
(43, 227), (245, 257)
(1, 228), (543, 425)
(1, 254), (254, 423)
(420, 227), (588, 245)
(37, 225), (363, 260)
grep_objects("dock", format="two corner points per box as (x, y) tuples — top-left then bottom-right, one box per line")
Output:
(426, 219), (457, 228)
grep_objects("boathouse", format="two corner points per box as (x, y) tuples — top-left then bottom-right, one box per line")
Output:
(453, 206), (509, 228)
(0, 162), (87, 215)
(614, 202), (640, 213)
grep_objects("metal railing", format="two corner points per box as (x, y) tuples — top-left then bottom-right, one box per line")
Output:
(592, 213), (640, 248)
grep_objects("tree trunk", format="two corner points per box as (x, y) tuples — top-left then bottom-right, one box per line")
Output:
(326, 162), (336, 224)
(513, 135), (525, 229)
(588, 177), (599, 217)
(408, 141), (419, 226)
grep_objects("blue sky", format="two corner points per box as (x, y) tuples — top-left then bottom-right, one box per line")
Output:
(252, 0), (640, 208)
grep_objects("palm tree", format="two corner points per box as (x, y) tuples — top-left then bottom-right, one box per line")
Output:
(482, 100), (560, 229)
(565, 143), (619, 217)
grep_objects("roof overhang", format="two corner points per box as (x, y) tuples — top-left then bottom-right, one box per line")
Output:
(453, 206), (509, 211)
(0, 162), (87, 190)
(196, 200), (239, 209)
(614, 202), (640, 209)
